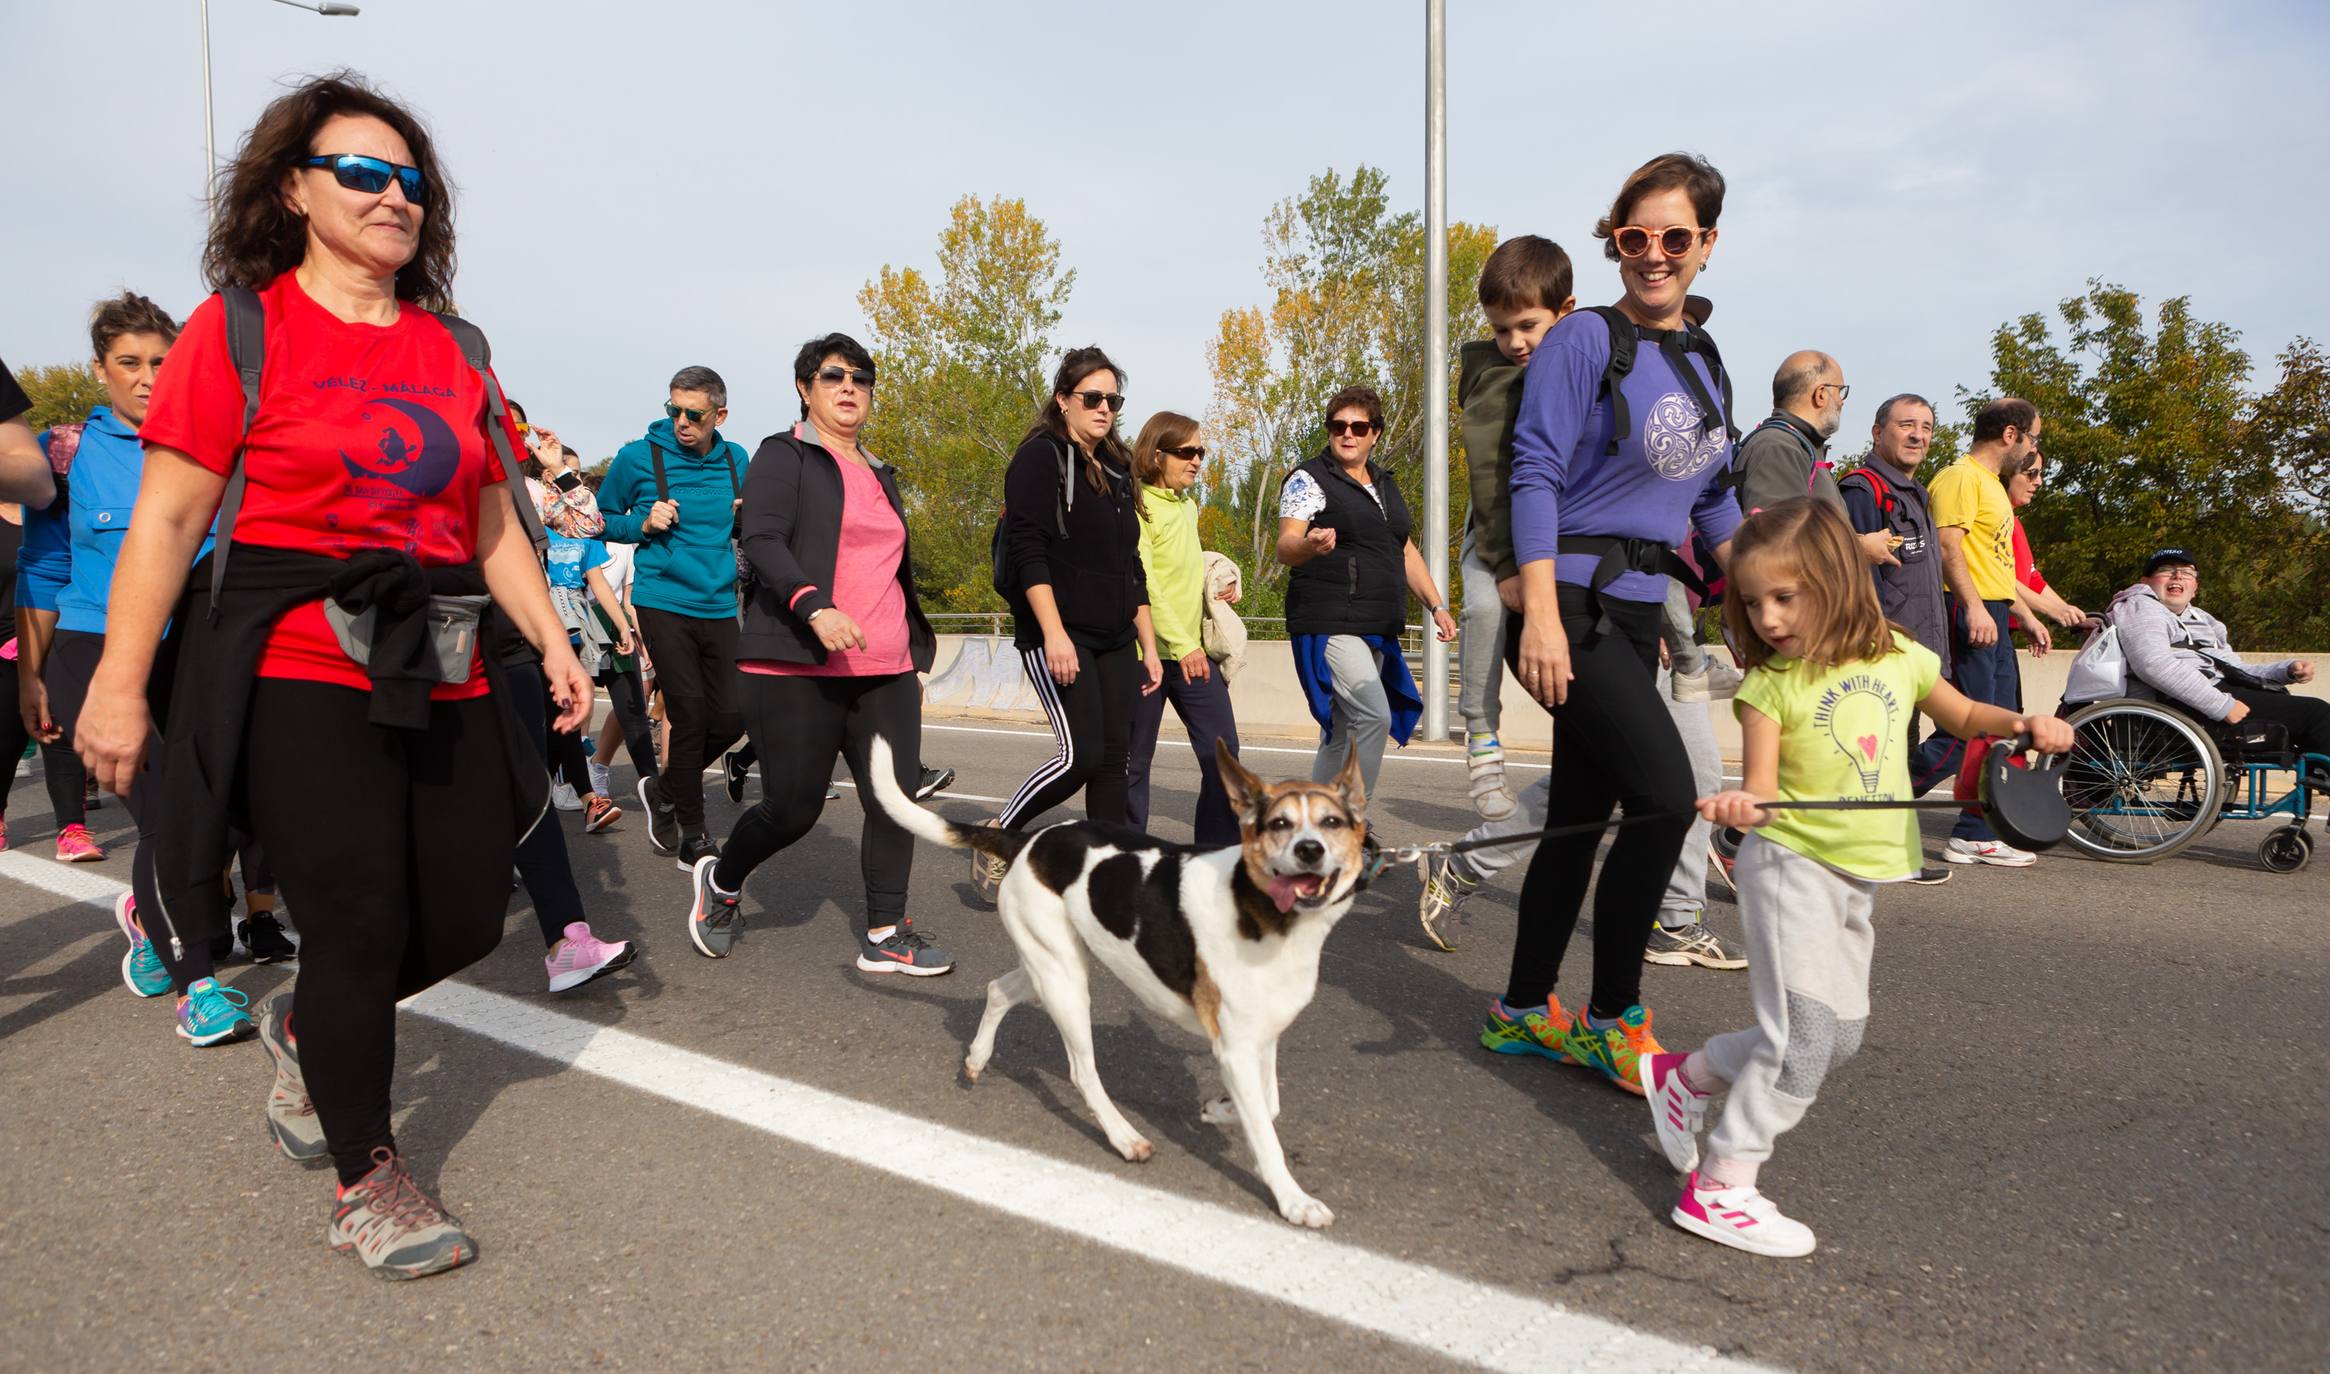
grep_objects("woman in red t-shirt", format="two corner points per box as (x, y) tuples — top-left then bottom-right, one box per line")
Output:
(2004, 451), (2085, 650)
(73, 74), (588, 1280)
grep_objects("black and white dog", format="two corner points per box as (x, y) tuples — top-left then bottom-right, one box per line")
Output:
(866, 737), (1369, 1228)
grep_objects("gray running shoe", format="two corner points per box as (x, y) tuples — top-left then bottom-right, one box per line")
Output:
(856, 921), (954, 976)
(913, 766), (956, 801)
(1417, 852), (1478, 953)
(258, 995), (329, 1163)
(1643, 921), (1749, 970)
(637, 776), (680, 856)
(328, 1148), (478, 1281)
(687, 854), (742, 958)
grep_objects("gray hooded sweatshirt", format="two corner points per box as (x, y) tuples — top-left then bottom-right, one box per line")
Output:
(2107, 581), (2298, 720)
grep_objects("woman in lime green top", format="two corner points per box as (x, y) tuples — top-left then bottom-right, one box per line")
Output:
(1645, 498), (2072, 1260)
(1124, 411), (1243, 846)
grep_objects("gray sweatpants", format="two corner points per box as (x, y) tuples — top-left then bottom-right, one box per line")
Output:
(1662, 579), (1708, 676)
(1314, 634), (1392, 800)
(1457, 530), (1507, 735)
(1699, 834), (1875, 1179)
(1454, 666), (1723, 928)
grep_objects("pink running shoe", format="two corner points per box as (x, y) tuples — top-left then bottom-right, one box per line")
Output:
(55, 823), (105, 863)
(1643, 1052), (1710, 1174)
(545, 921), (635, 993)
(1672, 1171), (1817, 1258)
(0, 817), (9, 852)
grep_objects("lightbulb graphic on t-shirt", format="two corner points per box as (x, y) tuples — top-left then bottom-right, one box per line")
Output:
(1812, 678), (1899, 794)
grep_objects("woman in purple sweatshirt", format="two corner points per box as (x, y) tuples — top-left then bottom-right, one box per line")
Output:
(1482, 153), (1743, 1095)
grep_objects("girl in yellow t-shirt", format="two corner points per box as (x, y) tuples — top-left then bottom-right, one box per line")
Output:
(1639, 498), (2071, 1258)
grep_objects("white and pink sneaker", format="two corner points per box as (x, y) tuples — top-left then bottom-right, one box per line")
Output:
(1672, 1172), (1817, 1258)
(545, 922), (635, 993)
(1643, 1052), (1709, 1173)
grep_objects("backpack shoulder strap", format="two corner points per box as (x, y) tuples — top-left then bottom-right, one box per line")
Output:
(1840, 461), (1898, 516)
(1684, 324), (1740, 443)
(430, 311), (548, 562)
(208, 286), (267, 615)
(1583, 306), (1637, 458)
(1054, 435), (1075, 534)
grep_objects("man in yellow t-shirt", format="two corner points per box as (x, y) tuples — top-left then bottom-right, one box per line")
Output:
(1921, 397), (2043, 866)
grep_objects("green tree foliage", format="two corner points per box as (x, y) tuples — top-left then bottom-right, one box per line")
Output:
(1988, 281), (2330, 647)
(12, 363), (108, 434)
(859, 195), (1074, 611)
(1206, 167), (1494, 620)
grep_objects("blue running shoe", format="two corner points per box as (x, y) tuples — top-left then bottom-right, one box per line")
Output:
(177, 977), (256, 1046)
(114, 894), (173, 999)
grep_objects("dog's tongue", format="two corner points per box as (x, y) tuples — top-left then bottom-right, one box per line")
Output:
(1267, 874), (1321, 913)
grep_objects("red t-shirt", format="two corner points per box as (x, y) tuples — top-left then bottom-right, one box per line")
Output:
(140, 274), (514, 697)
(743, 426), (913, 679)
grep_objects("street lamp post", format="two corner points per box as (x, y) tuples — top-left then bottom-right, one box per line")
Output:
(1421, 0), (1450, 742)
(202, 0), (362, 209)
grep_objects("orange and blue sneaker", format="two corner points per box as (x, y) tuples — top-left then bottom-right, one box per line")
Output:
(1564, 1003), (1665, 1096)
(1478, 994), (1575, 1062)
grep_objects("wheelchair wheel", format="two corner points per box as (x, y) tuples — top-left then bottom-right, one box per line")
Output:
(2260, 827), (2312, 874)
(2061, 699), (2226, 862)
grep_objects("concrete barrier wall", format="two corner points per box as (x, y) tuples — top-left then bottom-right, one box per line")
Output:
(925, 635), (2330, 755)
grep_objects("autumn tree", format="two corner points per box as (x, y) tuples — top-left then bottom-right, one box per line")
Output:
(11, 363), (108, 434)
(858, 195), (1074, 611)
(1206, 167), (1494, 619)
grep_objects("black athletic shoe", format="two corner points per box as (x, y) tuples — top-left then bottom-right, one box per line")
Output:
(676, 833), (720, 874)
(638, 776), (680, 856)
(240, 913), (298, 964)
(721, 750), (750, 806)
(1907, 865), (1954, 886)
(913, 767), (955, 802)
(209, 928), (237, 964)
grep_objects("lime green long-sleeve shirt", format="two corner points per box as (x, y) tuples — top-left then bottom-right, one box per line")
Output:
(1137, 483), (1208, 661)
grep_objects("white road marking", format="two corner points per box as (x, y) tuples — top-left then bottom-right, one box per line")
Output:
(0, 851), (1762, 1374)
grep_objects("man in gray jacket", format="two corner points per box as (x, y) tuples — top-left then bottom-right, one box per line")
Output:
(2111, 549), (2329, 756)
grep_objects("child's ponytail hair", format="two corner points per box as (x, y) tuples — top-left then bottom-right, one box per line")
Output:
(1721, 497), (1899, 671)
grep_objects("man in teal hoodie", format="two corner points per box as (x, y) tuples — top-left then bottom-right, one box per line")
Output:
(598, 365), (749, 864)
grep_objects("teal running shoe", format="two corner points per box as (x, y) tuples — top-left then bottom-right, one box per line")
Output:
(176, 977), (256, 1046)
(114, 894), (173, 999)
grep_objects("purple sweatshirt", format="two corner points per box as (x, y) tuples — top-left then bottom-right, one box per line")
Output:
(1510, 310), (1745, 601)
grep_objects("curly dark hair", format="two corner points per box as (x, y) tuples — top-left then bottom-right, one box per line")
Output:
(201, 71), (457, 311)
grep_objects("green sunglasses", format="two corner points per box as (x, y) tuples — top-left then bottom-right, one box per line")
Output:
(664, 401), (715, 424)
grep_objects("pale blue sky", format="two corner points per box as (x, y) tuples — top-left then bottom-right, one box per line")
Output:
(7, 0), (2327, 462)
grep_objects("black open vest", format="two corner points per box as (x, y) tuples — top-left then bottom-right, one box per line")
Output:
(1283, 453), (1410, 638)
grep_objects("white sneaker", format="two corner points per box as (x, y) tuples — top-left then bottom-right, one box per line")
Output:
(549, 780), (585, 812)
(1466, 744), (1516, 820)
(1669, 666), (1710, 702)
(1643, 1053), (1709, 1173)
(1943, 836), (2036, 867)
(1671, 1172), (1817, 1257)
(1672, 660), (1744, 702)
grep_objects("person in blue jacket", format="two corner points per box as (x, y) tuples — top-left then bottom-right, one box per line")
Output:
(595, 365), (750, 865)
(20, 292), (282, 1045)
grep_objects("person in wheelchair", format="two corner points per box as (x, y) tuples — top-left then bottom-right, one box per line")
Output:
(2109, 548), (2328, 757)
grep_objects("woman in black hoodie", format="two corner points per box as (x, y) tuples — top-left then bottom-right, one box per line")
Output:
(974, 346), (1161, 901)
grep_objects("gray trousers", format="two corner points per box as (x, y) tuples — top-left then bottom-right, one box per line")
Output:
(1700, 835), (1875, 1175)
(1457, 529), (1507, 734)
(1453, 665), (1722, 925)
(1314, 634), (1392, 800)
(1662, 580), (1708, 676)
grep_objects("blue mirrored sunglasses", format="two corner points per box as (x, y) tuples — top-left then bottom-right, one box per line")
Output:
(303, 153), (425, 201)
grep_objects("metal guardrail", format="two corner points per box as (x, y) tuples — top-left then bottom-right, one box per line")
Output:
(925, 612), (1431, 659)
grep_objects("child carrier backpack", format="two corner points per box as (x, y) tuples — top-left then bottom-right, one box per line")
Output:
(1579, 305), (1739, 463)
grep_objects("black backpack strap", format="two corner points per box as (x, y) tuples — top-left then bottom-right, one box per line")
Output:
(431, 312), (548, 562)
(1585, 306), (1636, 458)
(1684, 324), (1740, 443)
(208, 286), (268, 618)
(1054, 435), (1074, 536)
(651, 445), (669, 504)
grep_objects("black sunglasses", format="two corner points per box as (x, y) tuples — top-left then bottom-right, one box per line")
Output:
(1159, 444), (1206, 460)
(303, 153), (425, 201)
(1072, 390), (1125, 413)
(815, 366), (876, 389)
(664, 401), (714, 424)
(1327, 419), (1377, 438)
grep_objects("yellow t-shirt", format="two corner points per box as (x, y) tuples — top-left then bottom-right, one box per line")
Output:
(1734, 632), (1944, 882)
(1927, 458), (2017, 602)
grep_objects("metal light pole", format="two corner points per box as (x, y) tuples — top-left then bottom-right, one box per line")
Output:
(1421, 0), (1450, 741)
(203, 0), (362, 213)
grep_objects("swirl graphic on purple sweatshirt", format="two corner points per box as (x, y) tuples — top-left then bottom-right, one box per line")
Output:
(1642, 391), (1728, 481)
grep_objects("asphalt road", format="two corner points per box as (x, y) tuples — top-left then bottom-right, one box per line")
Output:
(1, 716), (2324, 1371)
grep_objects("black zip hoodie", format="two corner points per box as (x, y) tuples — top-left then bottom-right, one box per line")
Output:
(1000, 432), (1147, 652)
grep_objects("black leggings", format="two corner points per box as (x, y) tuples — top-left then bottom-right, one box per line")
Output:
(0, 646), (83, 826)
(716, 671), (920, 927)
(598, 663), (659, 782)
(1000, 639), (1137, 828)
(242, 680), (516, 1185)
(2227, 685), (2330, 759)
(633, 607), (742, 832)
(544, 681), (590, 789)
(506, 661), (589, 948)
(1506, 587), (1698, 1018)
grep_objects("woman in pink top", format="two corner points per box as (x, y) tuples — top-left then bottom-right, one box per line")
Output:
(682, 333), (947, 975)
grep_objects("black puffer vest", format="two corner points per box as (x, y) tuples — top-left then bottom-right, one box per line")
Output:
(1283, 452), (1410, 638)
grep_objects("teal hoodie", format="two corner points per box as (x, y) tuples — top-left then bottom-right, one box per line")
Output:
(599, 418), (748, 618)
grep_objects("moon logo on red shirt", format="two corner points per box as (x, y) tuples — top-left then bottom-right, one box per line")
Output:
(341, 398), (462, 497)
